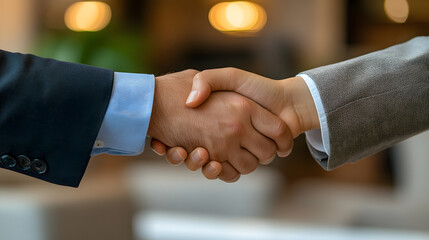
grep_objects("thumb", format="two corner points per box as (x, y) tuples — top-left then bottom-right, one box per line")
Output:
(185, 73), (213, 108)
(186, 68), (249, 108)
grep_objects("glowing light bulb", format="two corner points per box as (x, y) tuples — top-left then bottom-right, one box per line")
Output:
(384, 0), (409, 23)
(65, 1), (112, 32)
(209, 1), (267, 35)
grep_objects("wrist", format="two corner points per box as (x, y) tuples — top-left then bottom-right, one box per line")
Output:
(148, 77), (165, 141)
(279, 76), (320, 137)
(147, 74), (193, 147)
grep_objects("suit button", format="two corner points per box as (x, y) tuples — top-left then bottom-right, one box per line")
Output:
(94, 140), (104, 148)
(16, 155), (31, 170)
(31, 159), (47, 174)
(1, 155), (16, 168)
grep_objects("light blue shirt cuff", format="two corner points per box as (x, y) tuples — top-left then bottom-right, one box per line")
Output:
(297, 73), (330, 155)
(91, 72), (155, 156)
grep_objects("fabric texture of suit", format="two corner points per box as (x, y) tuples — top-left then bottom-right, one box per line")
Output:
(0, 50), (113, 187)
(303, 36), (429, 170)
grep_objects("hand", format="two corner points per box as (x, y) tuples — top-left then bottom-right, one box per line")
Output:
(186, 68), (320, 137)
(148, 70), (293, 182)
(150, 138), (220, 179)
(153, 68), (319, 180)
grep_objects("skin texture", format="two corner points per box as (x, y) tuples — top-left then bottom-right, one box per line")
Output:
(147, 70), (293, 182)
(152, 68), (320, 181)
(151, 68), (319, 181)
(186, 68), (320, 136)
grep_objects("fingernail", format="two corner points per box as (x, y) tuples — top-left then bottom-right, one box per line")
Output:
(191, 149), (203, 164)
(172, 151), (185, 163)
(186, 90), (199, 104)
(207, 164), (217, 175)
(277, 150), (292, 158)
(150, 146), (164, 156)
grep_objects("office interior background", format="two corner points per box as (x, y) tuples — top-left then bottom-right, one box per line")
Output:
(0, 0), (428, 239)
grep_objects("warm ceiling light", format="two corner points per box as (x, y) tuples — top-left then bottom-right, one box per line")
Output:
(384, 0), (409, 23)
(209, 1), (267, 35)
(65, 1), (112, 32)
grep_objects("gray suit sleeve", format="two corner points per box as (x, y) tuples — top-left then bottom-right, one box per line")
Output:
(303, 36), (429, 170)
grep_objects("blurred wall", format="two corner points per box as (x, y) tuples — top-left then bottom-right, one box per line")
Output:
(0, 0), (36, 52)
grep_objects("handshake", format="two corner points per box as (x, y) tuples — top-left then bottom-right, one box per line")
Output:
(147, 68), (320, 182)
(0, 38), (422, 187)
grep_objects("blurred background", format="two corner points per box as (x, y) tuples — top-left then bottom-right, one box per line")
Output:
(0, 0), (428, 239)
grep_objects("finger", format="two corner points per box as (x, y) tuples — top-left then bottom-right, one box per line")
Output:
(202, 161), (222, 180)
(186, 68), (269, 108)
(249, 102), (294, 159)
(240, 126), (277, 165)
(228, 148), (259, 175)
(184, 147), (209, 171)
(166, 147), (187, 165)
(185, 74), (212, 108)
(218, 161), (241, 183)
(150, 138), (167, 156)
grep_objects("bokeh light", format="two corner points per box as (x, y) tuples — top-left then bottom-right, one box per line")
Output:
(65, 1), (112, 32)
(209, 1), (267, 35)
(384, 0), (409, 23)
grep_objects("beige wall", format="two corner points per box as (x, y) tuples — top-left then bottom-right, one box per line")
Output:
(0, 0), (36, 52)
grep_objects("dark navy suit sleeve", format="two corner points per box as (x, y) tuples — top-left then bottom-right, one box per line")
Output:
(0, 50), (114, 187)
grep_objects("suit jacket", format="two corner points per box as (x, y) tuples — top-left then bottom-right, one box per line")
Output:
(304, 36), (429, 170)
(0, 50), (113, 187)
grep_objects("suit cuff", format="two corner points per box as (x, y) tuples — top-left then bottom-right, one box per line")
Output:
(297, 73), (330, 155)
(91, 72), (155, 156)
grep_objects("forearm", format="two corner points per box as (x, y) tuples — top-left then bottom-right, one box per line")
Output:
(0, 50), (113, 187)
(303, 36), (429, 169)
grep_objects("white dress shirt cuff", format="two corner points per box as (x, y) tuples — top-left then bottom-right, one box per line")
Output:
(91, 72), (155, 156)
(297, 73), (330, 155)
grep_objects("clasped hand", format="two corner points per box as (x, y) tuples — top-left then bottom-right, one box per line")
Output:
(148, 68), (319, 182)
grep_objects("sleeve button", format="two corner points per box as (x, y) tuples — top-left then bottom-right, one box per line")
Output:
(94, 140), (104, 148)
(16, 155), (31, 170)
(31, 159), (47, 175)
(1, 155), (17, 168)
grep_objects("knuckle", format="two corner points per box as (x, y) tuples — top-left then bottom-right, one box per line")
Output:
(227, 121), (244, 136)
(221, 117), (244, 136)
(231, 97), (251, 112)
(183, 69), (199, 75)
(224, 67), (239, 76)
(272, 121), (288, 139)
(240, 160), (258, 175)
(198, 70), (210, 78)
